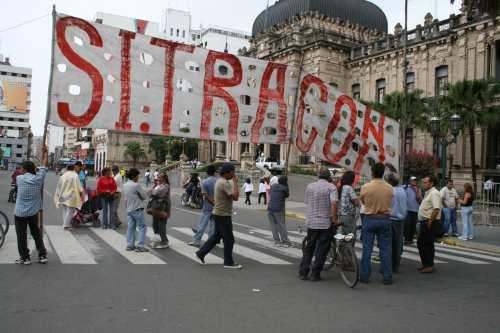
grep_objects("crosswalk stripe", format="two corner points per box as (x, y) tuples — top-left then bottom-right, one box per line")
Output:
(402, 245), (489, 264)
(44, 226), (96, 264)
(90, 228), (166, 265)
(428, 246), (500, 262)
(174, 228), (292, 265)
(147, 229), (223, 264)
(0, 228), (54, 263)
(352, 243), (446, 264)
(233, 222), (305, 243)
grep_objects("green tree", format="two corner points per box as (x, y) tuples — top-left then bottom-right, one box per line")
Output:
(443, 79), (500, 192)
(124, 141), (146, 168)
(149, 137), (169, 164)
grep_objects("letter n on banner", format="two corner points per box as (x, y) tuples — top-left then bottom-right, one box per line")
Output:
(200, 51), (242, 141)
(354, 106), (386, 173)
(56, 16), (103, 127)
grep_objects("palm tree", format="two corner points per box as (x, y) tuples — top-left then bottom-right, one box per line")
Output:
(124, 141), (146, 168)
(444, 79), (500, 191)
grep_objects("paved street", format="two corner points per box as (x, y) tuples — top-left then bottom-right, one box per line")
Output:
(2, 170), (500, 333)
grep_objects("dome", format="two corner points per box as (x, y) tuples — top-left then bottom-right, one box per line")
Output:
(252, 0), (388, 36)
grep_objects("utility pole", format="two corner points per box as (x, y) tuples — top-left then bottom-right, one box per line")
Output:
(400, 0), (409, 182)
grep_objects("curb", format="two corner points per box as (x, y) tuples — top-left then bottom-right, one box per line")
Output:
(439, 238), (500, 255)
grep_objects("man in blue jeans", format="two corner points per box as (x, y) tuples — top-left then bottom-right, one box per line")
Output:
(123, 168), (148, 252)
(440, 179), (458, 237)
(188, 164), (217, 247)
(359, 163), (394, 285)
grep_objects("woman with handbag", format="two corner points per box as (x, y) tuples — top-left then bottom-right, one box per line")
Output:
(96, 167), (118, 229)
(147, 172), (171, 249)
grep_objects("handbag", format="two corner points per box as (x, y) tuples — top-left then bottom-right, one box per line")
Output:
(146, 197), (169, 219)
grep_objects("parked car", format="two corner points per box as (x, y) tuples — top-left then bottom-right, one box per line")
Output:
(256, 157), (284, 170)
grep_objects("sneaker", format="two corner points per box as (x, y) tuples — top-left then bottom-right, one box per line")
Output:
(224, 263), (243, 269)
(151, 241), (169, 249)
(468, 236), (474, 240)
(195, 252), (206, 265)
(38, 256), (48, 264)
(126, 246), (135, 251)
(274, 242), (281, 247)
(151, 234), (161, 242)
(458, 236), (468, 241)
(451, 233), (459, 237)
(15, 258), (31, 265)
(371, 255), (380, 262)
(187, 241), (201, 248)
(134, 247), (150, 253)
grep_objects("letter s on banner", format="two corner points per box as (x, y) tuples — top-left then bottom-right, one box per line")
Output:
(56, 16), (103, 127)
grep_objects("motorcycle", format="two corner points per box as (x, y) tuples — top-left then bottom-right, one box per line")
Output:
(181, 183), (203, 209)
(8, 184), (16, 203)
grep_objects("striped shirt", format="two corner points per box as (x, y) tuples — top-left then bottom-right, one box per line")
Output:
(305, 179), (338, 229)
(15, 168), (48, 217)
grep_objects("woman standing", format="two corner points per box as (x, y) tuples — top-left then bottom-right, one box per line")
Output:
(242, 178), (254, 205)
(96, 167), (117, 229)
(458, 183), (474, 241)
(258, 179), (267, 205)
(147, 173), (171, 249)
(338, 171), (360, 237)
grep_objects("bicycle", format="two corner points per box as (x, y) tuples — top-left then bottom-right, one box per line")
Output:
(0, 209), (9, 236)
(324, 231), (359, 288)
(0, 223), (4, 248)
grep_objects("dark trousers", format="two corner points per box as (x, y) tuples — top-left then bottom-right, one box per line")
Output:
(245, 192), (252, 205)
(391, 219), (404, 272)
(197, 215), (235, 265)
(152, 216), (168, 242)
(404, 211), (418, 243)
(258, 192), (267, 205)
(417, 220), (439, 268)
(299, 227), (334, 278)
(15, 214), (47, 260)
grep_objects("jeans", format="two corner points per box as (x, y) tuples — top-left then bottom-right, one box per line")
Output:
(245, 191), (252, 205)
(461, 206), (474, 238)
(126, 209), (147, 248)
(442, 207), (457, 235)
(404, 211), (418, 243)
(15, 214), (47, 260)
(267, 211), (290, 244)
(110, 193), (121, 226)
(417, 220), (440, 268)
(193, 211), (215, 244)
(258, 192), (267, 205)
(197, 215), (235, 265)
(360, 216), (392, 283)
(299, 227), (334, 278)
(152, 216), (168, 242)
(101, 197), (114, 228)
(390, 219), (404, 272)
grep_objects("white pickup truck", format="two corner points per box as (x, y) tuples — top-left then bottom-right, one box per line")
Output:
(255, 157), (285, 171)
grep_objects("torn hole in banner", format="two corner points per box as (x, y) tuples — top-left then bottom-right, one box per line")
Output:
(240, 130), (249, 137)
(105, 96), (114, 104)
(305, 105), (312, 114)
(57, 64), (67, 73)
(242, 115), (253, 124)
(369, 143), (379, 152)
(248, 64), (256, 71)
(355, 127), (361, 136)
(218, 64), (229, 76)
(103, 53), (113, 61)
(386, 145), (396, 158)
(264, 127), (277, 136)
(73, 36), (84, 46)
(215, 108), (226, 117)
(68, 85), (81, 96)
(182, 110), (191, 116)
(357, 111), (363, 118)
(333, 138), (342, 146)
(341, 110), (348, 119)
(247, 78), (256, 88)
(142, 81), (151, 88)
(266, 112), (276, 120)
(139, 52), (154, 65)
(240, 95), (251, 105)
(213, 127), (224, 136)
(344, 158), (351, 166)
(303, 125), (310, 135)
(385, 125), (395, 135)
(185, 61), (200, 72)
(352, 141), (360, 152)
(107, 74), (116, 83)
(176, 78), (193, 93)
(371, 115), (378, 123)
(179, 122), (191, 133)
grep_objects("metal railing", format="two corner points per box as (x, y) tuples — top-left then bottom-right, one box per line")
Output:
(474, 181), (500, 225)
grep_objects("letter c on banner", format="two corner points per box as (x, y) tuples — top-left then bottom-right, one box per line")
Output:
(56, 16), (103, 127)
(295, 74), (328, 152)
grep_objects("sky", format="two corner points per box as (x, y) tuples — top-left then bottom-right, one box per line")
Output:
(0, 0), (461, 143)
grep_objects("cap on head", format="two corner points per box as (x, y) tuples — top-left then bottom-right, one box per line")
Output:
(410, 176), (417, 181)
(220, 162), (235, 175)
(318, 168), (332, 182)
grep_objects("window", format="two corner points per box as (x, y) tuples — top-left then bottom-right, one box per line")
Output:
(182, 30), (185, 38)
(240, 143), (249, 153)
(406, 72), (415, 91)
(352, 84), (361, 100)
(376, 79), (386, 103)
(16, 153), (22, 158)
(16, 144), (22, 148)
(170, 28), (173, 36)
(435, 66), (448, 96)
(176, 29), (179, 37)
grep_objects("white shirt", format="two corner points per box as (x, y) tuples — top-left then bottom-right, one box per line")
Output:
(484, 180), (494, 191)
(270, 176), (279, 185)
(242, 183), (254, 193)
(259, 183), (267, 193)
(440, 187), (457, 209)
(114, 173), (124, 193)
(418, 187), (442, 221)
(153, 171), (159, 180)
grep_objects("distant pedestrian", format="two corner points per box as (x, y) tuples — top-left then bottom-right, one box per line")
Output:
(96, 167), (118, 230)
(74, 161), (86, 189)
(123, 168), (149, 252)
(265, 177), (271, 202)
(338, 171), (361, 238)
(242, 178), (254, 205)
(147, 173), (171, 249)
(440, 179), (458, 237)
(404, 176), (422, 245)
(144, 169), (151, 187)
(387, 173), (407, 273)
(258, 179), (267, 205)
(359, 163), (394, 285)
(195, 163), (242, 269)
(111, 165), (124, 227)
(458, 183), (474, 241)
(299, 168), (339, 281)
(417, 175), (442, 273)
(54, 164), (83, 230)
(267, 176), (291, 247)
(188, 165), (217, 247)
(14, 154), (49, 265)
(484, 178), (494, 203)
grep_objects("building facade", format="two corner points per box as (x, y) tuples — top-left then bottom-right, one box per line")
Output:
(0, 55), (32, 169)
(202, 0), (500, 183)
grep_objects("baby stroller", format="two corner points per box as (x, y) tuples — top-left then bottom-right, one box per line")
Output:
(71, 189), (102, 228)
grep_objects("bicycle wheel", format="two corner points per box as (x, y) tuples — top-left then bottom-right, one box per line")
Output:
(0, 210), (9, 235)
(324, 239), (337, 271)
(0, 223), (5, 248)
(339, 244), (359, 288)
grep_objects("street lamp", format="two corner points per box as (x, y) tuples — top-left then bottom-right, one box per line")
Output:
(430, 114), (461, 186)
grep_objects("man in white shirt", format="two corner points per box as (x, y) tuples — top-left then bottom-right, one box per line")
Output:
(440, 179), (458, 237)
(484, 178), (494, 203)
(111, 165), (124, 227)
(270, 172), (279, 186)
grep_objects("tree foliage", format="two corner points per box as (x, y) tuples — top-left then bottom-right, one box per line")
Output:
(404, 150), (437, 181)
(124, 141), (146, 168)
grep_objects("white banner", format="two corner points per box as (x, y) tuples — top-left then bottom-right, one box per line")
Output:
(49, 14), (399, 175)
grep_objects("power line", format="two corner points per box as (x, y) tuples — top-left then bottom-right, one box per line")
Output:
(0, 13), (51, 33)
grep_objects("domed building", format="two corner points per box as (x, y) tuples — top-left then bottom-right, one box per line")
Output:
(209, 0), (500, 186)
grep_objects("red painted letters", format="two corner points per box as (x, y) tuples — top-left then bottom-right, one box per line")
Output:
(251, 62), (288, 144)
(56, 16), (103, 127)
(200, 51), (242, 141)
(150, 39), (195, 135)
(115, 30), (135, 131)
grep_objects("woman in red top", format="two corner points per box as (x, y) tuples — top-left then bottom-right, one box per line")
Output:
(96, 167), (117, 229)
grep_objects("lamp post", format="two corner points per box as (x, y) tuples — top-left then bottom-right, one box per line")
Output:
(430, 114), (461, 186)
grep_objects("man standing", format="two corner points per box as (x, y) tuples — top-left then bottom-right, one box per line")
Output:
(195, 163), (241, 269)
(123, 168), (149, 252)
(267, 176), (291, 247)
(440, 179), (458, 237)
(299, 169), (339, 281)
(54, 164), (83, 230)
(188, 164), (217, 247)
(404, 176), (422, 245)
(144, 169), (151, 188)
(359, 163), (394, 285)
(111, 165), (124, 228)
(387, 173), (407, 273)
(417, 175), (442, 273)
(14, 149), (49, 265)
